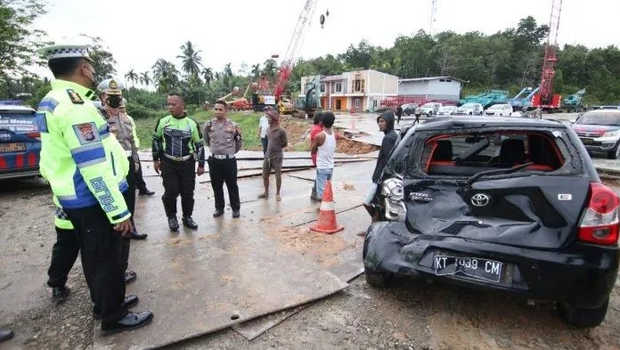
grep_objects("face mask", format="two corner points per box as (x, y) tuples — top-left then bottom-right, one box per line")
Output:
(107, 95), (122, 109)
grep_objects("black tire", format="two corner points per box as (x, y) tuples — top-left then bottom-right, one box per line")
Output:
(364, 268), (392, 288)
(607, 143), (620, 159)
(559, 298), (609, 328)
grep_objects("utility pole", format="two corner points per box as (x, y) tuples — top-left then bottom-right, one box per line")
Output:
(430, 0), (438, 36)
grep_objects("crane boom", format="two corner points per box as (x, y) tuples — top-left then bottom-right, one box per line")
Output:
(273, 0), (318, 101)
(535, 0), (563, 108)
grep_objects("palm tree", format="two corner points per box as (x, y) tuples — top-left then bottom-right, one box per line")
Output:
(152, 59), (180, 93)
(140, 71), (151, 87)
(201, 67), (214, 86)
(125, 69), (139, 87)
(177, 41), (203, 79)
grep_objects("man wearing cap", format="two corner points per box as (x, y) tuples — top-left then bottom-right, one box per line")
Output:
(152, 93), (205, 231)
(37, 44), (152, 334)
(98, 79), (147, 240)
(204, 100), (243, 218)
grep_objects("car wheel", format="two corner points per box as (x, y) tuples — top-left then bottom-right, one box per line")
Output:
(607, 143), (620, 159)
(364, 268), (393, 288)
(559, 298), (609, 328)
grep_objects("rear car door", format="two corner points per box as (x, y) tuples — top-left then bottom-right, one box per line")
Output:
(0, 106), (41, 179)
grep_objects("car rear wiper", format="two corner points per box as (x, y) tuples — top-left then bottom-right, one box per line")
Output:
(466, 162), (534, 186)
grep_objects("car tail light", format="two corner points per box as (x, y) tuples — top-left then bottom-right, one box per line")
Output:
(27, 132), (41, 141)
(578, 183), (620, 245)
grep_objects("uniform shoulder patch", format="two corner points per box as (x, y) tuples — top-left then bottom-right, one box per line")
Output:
(34, 112), (48, 133)
(67, 89), (84, 104)
(37, 97), (59, 113)
(73, 122), (100, 144)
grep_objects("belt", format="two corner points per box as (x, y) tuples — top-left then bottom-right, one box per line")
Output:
(210, 154), (235, 160)
(164, 153), (193, 161)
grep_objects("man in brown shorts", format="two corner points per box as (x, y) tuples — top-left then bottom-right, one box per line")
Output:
(259, 108), (288, 201)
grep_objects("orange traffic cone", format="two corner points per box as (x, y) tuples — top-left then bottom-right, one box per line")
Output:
(310, 180), (344, 234)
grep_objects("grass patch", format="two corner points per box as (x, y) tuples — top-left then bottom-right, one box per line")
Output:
(133, 110), (263, 150)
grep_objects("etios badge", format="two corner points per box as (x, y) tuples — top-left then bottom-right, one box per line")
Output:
(471, 193), (491, 207)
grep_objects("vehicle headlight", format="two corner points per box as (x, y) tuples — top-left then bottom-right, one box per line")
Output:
(603, 130), (620, 138)
(381, 178), (406, 221)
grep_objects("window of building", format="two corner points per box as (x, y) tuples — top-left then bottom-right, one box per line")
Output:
(320, 83), (325, 93)
(336, 82), (342, 93)
(354, 80), (365, 92)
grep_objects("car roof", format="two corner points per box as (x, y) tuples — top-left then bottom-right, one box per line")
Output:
(0, 105), (36, 113)
(415, 116), (566, 131)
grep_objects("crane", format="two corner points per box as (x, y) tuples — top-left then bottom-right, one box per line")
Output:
(532, 0), (563, 110)
(273, 0), (319, 102)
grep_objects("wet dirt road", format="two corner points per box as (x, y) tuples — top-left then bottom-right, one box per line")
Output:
(0, 174), (619, 349)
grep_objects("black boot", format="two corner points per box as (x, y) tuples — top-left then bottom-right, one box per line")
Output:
(52, 286), (70, 304)
(94, 295), (139, 320)
(101, 311), (153, 335)
(213, 209), (224, 218)
(138, 189), (155, 196)
(129, 230), (148, 240)
(0, 328), (14, 343)
(182, 216), (198, 229)
(168, 217), (179, 232)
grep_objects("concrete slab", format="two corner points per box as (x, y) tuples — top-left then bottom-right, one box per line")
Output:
(233, 207), (369, 341)
(93, 175), (349, 349)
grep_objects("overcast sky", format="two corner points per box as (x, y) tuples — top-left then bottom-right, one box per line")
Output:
(34, 0), (620, 81)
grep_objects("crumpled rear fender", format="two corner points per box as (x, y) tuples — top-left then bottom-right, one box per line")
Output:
(364, 221), (421, 278)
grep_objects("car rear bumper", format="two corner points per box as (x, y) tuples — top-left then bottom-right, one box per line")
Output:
(364, 222), (619, 308)
(0, 168), (40, 180)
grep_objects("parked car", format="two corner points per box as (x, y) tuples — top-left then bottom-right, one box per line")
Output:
(573, 110), (620, 159)
(437, 105), (458, 116)
(401, 103), (418, 116)
(417, 102), (442, 116)
(484, 103), (513, 116)
(456, 102), (484, 115)
(364, 116), (619, 328)
(0, 105), (41, 180)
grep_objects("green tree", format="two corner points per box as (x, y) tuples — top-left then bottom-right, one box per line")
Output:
(177, 41), (203, 79)
(201, 67), (213, 86)
(0, 0), (49, 98)
(139, 71), (151, 87)
(80, 34), (117, 83)
(125, 69), (139, 87)
(152, 58), (180, 93)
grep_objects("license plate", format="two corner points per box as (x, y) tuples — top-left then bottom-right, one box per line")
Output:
(0, 143), (26, 153)
(433, 255), (503, 283)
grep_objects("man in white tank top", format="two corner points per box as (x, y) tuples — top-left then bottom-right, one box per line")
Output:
(310, 112), (337, 200)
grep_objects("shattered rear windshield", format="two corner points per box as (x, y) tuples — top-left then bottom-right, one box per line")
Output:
(414, 130), (577, 177)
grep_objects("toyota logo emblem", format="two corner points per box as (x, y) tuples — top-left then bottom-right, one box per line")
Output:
(471, 193), (491, 207)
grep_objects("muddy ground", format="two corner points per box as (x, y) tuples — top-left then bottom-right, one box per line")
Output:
(278, 116), (379, 155)
(1, 176), (619, 350)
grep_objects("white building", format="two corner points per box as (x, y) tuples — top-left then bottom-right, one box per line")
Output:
(300, 69), (399, 112)
(397, 76), (463, 103)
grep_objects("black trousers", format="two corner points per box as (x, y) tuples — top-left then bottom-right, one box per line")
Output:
(64, 205), (127, 324)
(135, 154), (149, 193)
(121, 158), (135, 272)
(47, 190), (132, 289)
(47, 227), (80, 288)
(161, 157), (196, 218)
(208, 157), (240, 211)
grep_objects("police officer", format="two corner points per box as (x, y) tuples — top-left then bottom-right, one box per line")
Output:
(120, 100), (155, 196)
(204, 100), (242, 218)
(37, 44), (152, 334)
(152, 93), (205, 231)
(98, 79), (147, 240)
